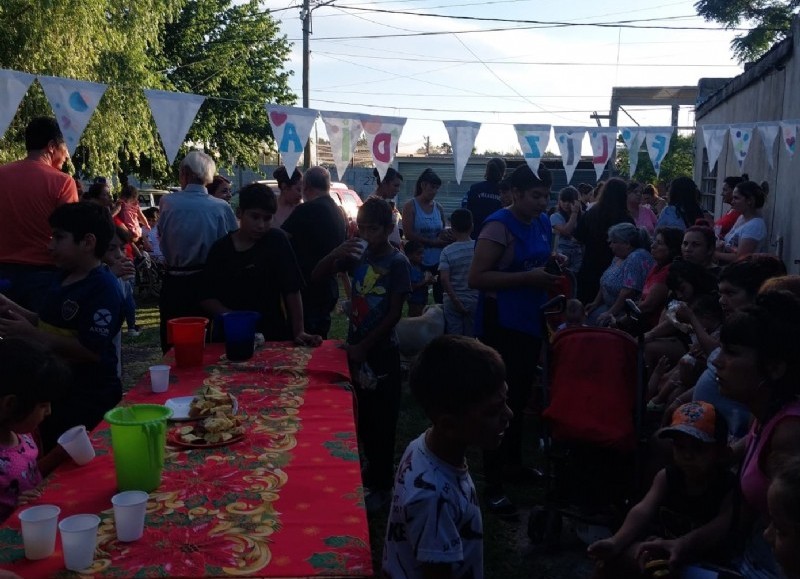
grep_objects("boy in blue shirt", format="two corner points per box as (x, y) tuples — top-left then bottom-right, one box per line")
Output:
(0, 202), (124, 450)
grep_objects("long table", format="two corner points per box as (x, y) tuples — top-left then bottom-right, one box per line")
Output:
(0, 341), (373, 578)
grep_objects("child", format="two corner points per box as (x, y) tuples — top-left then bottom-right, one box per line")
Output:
(438, 209), (478, 336)
(0, 202), (124, 451)
(588, 402), (736, 577)
(112, 225), (141, 338)
(557, 298), (587, 331)
(313, 197), (411, 512)
(200, 182), (321, 346)
(142, 207), (164, 264)
(765, 459), (800, 579)
(382, 335), (512, 579)
(0, 337), (67, 522)
(117, 184), (150, 243)
(405, 239), (431, 317)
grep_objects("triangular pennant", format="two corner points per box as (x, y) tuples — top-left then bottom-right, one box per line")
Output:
(588, 127), (618, 180)
(780, 120), (798, 159)
(266, 104), (318, 171)
(144, 89), (205, 164)
(729, 124), (754, 170)
(755, 122), (780, 169)
(554, 127), (586, 184)
(360, 114), (406, 180)
(620, 127), (646, 176)
(38, 75), (108, 155)
(443, 120), (480, 184)
(701, 124), (728, 171)
(645, 127), (674, 177)
(514, 124), (551, 174)
(320, 111), (363, 181)
(0, 70), (35, 140)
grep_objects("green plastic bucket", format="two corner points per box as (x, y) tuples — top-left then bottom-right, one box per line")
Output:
(104, 404), (173, 492)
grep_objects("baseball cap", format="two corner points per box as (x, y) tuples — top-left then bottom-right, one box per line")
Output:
(658, 401), (728, 444)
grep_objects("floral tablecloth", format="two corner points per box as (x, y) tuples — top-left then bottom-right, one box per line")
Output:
(0, 341), (373, 578)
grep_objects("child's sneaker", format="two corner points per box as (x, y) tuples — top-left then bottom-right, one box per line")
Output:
(126, 326), (141, 338)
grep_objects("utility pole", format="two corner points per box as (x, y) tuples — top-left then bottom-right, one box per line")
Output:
(302, 0), (311, 170)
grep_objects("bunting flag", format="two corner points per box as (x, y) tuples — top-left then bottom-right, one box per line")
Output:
(38, 75), (108, 155)
(0, 70), (35, 141)
(620, 127), (646, 176)
(554, 127), (586, 184)
(144, 89), (205, 165)
(780, 120), (798, 159)
(319, 111), (363, 181)
(701, 125), (728, 171)
(443, 120), (481, 184)
(514, 124), (551, 174)
(266, 105), (318, 171)
(588, 127), (618, 180)
(756, 122), (780, 169)
(645, 127), (674, 177)
(729, 124), (754, 169)
(360, 114), (406, 180)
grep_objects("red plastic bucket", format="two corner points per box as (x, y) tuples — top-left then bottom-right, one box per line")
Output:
(167, 317), (208, 367)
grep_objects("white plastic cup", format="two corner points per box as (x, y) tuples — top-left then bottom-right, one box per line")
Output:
(111, 491), (148, 542)
(353, 238), (368, 260)
(18, 505), (61, 560)
(149, 365), (170, 393)
(57, 425), (95, 466)
(59, 514), (101, 571)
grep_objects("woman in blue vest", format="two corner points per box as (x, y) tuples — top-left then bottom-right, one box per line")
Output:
(468, 163), (563, 518)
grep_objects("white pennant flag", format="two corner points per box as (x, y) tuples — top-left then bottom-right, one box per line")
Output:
(266, 104), (318, 171)
(38, 75), (108, 155)
(620, 127), (646, 176)
(756, 122), (780, 169)
(360, 114), (406, 180)
(144, 89), (205, 164)
(320, 111), (363, 181)
(701, 125), (728, 171)
(0, 70), (35, 140)
(588, 127), (618, 180)
(443, 120), (480, 184)
(780, 120), (799, 159)
(729, 124), (754, 169)
(514, 124), (551, 174)
(645, 127), (674, 177)
(554, 127), (586, 184)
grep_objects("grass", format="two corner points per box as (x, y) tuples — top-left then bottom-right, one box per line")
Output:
(124, 299), (592, 578)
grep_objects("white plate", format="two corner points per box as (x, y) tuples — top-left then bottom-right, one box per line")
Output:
(165, 395), (238, 421)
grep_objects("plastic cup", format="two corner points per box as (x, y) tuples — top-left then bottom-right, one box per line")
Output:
(57, 425), (95, 466)
(222, 311), (260, 361)
(18, 505), (60, 560)
(149, 365), (170, 393)
(167, 317), (208, 367)
(111, 491), (148, 542)
(59, 514), (100, 571)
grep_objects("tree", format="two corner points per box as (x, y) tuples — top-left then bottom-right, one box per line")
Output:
(694, 0), (799, 62)
(614, 133), (695, 185)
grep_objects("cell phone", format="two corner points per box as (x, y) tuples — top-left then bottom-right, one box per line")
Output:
(544, 256), (563, 275)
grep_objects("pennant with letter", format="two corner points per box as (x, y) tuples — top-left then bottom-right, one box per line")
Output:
(443, 120), (480, 184)
(38, 75), (108, 155)
(320, 111), (362, 181)
(514, 124), (551, 174)
(0, 70), (35, 141)
(701, 125), (728, 171)
(620, 127), (646, 176)
(755, 122), (779, 169)
(729, 124), (754, 169)
(266, 104), (318, 171)
(144, 89), (205, 164)
(645, 127), (673, 177)
(554, 127), (586, 184)
(360, 114), (406, 180)
(588, 127), (617, 180)
(780, 120), (798, 159)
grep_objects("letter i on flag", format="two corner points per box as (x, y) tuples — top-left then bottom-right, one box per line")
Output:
(320, 111), (363, 181)
(554, 127), (586, 184)
(266, 105), (319, 171)
(145, 89), (206, 164)
(38, 75), (108, 155)
(0, 70), (35, 140)
(361, 114), (406, 180)
(443, 120), (480, 184)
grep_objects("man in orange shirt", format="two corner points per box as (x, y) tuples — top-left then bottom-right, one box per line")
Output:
(0, 117), (78, 311)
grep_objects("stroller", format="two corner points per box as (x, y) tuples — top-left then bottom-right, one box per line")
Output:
(134, 252), (165, 300)
(529, 296), (647, 547)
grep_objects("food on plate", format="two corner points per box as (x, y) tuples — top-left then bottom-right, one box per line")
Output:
(178, 412), (245, 445)
(188, 385), (234, 418)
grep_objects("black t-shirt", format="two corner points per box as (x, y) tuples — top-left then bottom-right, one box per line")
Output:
(202, 229), (304, 341)
(465, 180), (502, 239)
(281, 194), (347, 314)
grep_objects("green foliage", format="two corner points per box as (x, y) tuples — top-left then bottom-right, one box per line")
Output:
(694, 0), (799, 62)
(614, 133), (695, 185)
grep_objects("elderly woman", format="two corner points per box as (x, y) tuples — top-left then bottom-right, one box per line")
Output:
(716, 180), (770, 264)
(585, 223), (654, 327)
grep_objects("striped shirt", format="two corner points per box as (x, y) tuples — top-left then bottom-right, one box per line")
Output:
(439, 240), (478, 302)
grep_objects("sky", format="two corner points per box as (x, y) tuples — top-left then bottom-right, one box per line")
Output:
(269, 0), (745, 154)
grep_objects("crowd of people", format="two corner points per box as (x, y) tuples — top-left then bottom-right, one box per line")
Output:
(0, 116), (798, 579)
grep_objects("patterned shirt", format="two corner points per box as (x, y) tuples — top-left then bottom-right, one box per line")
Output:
(438, 240), (477, 303)
(599, 248), (655, 308)
(0, 434), (41, 522)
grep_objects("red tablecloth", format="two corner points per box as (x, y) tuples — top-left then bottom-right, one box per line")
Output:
(0, 341), (373, 578)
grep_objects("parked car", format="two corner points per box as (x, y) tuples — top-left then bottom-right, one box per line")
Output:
(137, 189), (172, 209)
